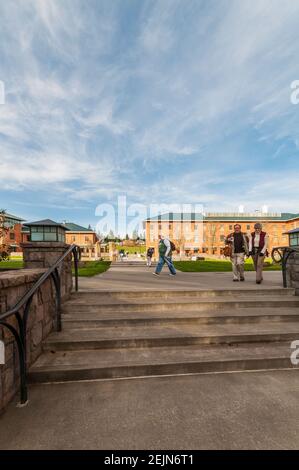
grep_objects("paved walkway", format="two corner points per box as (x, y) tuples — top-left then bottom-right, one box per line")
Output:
(79, 264), (283, 291)
(1, 370), (299, 449)
(0, 267), (292, 450)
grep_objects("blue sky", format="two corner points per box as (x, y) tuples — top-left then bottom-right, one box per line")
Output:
(0, 0), (299, 230)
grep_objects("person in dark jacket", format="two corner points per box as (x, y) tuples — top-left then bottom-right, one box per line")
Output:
(146, 247), (154, 267)
(225, 224), (249, 282)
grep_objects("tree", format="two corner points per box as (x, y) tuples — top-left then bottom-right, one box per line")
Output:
(108, 229), (115, 240)
(0, 209), (8, 243)
(132, 229), (138, 240)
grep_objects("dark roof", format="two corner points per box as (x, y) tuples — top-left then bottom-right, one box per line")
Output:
(24, 219), (68, 230)
(1, 212), (25, 222)
(146, 212), (299, 222)
(285, 228), (299, 234)
(62, 222), (93, 232)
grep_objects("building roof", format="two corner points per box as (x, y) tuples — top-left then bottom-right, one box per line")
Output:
(62, 222), (95, 233)
(285, 228), (299, 234)
(24, 219), (68, 230)
(1, 212), (24, 222)
(146, 212), (299, 222)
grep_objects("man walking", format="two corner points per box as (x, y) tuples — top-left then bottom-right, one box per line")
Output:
(153, 235), (176, 276)
(225, 224), (249, 282)
(249, 223), (269, 284)
(146, 247), (154, 267)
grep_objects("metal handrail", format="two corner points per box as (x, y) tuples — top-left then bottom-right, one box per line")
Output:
(0, 244), (81, 405)
(271, 246), (299, 288)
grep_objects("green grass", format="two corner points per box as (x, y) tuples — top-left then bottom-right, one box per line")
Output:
(73, 261), (111, 277)
(117, 245), (146, 254)
(0, 259), (24, 270)
(174, 259), (282, 272)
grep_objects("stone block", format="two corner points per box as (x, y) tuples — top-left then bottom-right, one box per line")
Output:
(30, 322), (43, 351)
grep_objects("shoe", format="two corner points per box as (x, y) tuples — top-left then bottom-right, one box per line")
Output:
(153, 272), (160, 276)
(233, 279), (239, 282)
(169, 273), (176, 276)
(256, 280), (261, 284)
(240, 278), (245, 282)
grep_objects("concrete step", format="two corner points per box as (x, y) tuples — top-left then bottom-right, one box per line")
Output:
(61, 307), (299, 329)
(70, 288), (296, 302)
(29, 342), (299, 383)
(43, 321), (299, 351)
(62, 296), (299, 314)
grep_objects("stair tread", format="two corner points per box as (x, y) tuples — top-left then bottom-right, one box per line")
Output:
(62, 307), (299, 321)
(45, 321), (299, 343)
(64, 295), (299, 307)
(30, 342), (297, 371)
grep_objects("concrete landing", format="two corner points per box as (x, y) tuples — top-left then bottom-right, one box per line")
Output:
(78, 266), (283, 291)
(1, 370), (299, 449)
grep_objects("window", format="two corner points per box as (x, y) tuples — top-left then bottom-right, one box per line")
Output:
(220, 235), (225, 242)
(85, 236), (90, 242)
(247, 225), (250, 230)
(10, 232), (15, 240)
(229, 225), (233, 230)
(290, 234), (299, 246)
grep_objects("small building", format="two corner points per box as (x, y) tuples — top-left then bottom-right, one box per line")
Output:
(62, 222), (100, 259)
(285, 228), (299, 248)
(24, 219), (68, 242)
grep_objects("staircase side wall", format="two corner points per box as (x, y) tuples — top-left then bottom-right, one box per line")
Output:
(0, 268), (70, 413)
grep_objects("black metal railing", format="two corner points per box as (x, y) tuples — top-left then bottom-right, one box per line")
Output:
(272, 246), (299, 288)
(0, 244), (80, 406)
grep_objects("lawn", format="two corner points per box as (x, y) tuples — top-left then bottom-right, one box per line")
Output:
(0, 259), (24, 270)
(72, 261), (111, 277)
(117, 245), (146, 254)
(174, 259), (282, 272)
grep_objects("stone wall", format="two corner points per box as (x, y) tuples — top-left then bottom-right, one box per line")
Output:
(286, 251), (299, 294)
(0, 264), (72, 413)
(22, 242), (73, 302)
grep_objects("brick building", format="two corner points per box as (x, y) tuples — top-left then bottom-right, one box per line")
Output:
(62, 222), (100, 259)
(0, 212), (24, 252)
(145, 212), (299, 258)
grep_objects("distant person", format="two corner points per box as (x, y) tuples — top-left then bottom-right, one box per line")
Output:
(119, 249), (125, 262)
(249, 223), (269, 284)
(153, 235), (176, 276)
(146, 247), (154, 267)
(225, 224), (249, 282)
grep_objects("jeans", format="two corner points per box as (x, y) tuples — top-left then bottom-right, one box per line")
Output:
(155, 255), (176, 275)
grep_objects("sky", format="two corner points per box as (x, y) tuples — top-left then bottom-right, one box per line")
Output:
(0, 0), (299, 232)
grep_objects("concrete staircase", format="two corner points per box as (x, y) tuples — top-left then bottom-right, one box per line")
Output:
(29, 288), (299, 383)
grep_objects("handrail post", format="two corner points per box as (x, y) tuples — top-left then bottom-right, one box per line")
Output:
(282, 250), (288, 288)
(51, 268), (62, 332)
(73, 246), (79, 292)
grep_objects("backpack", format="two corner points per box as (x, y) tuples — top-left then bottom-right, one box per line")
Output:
(170, 241), (176, 252)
